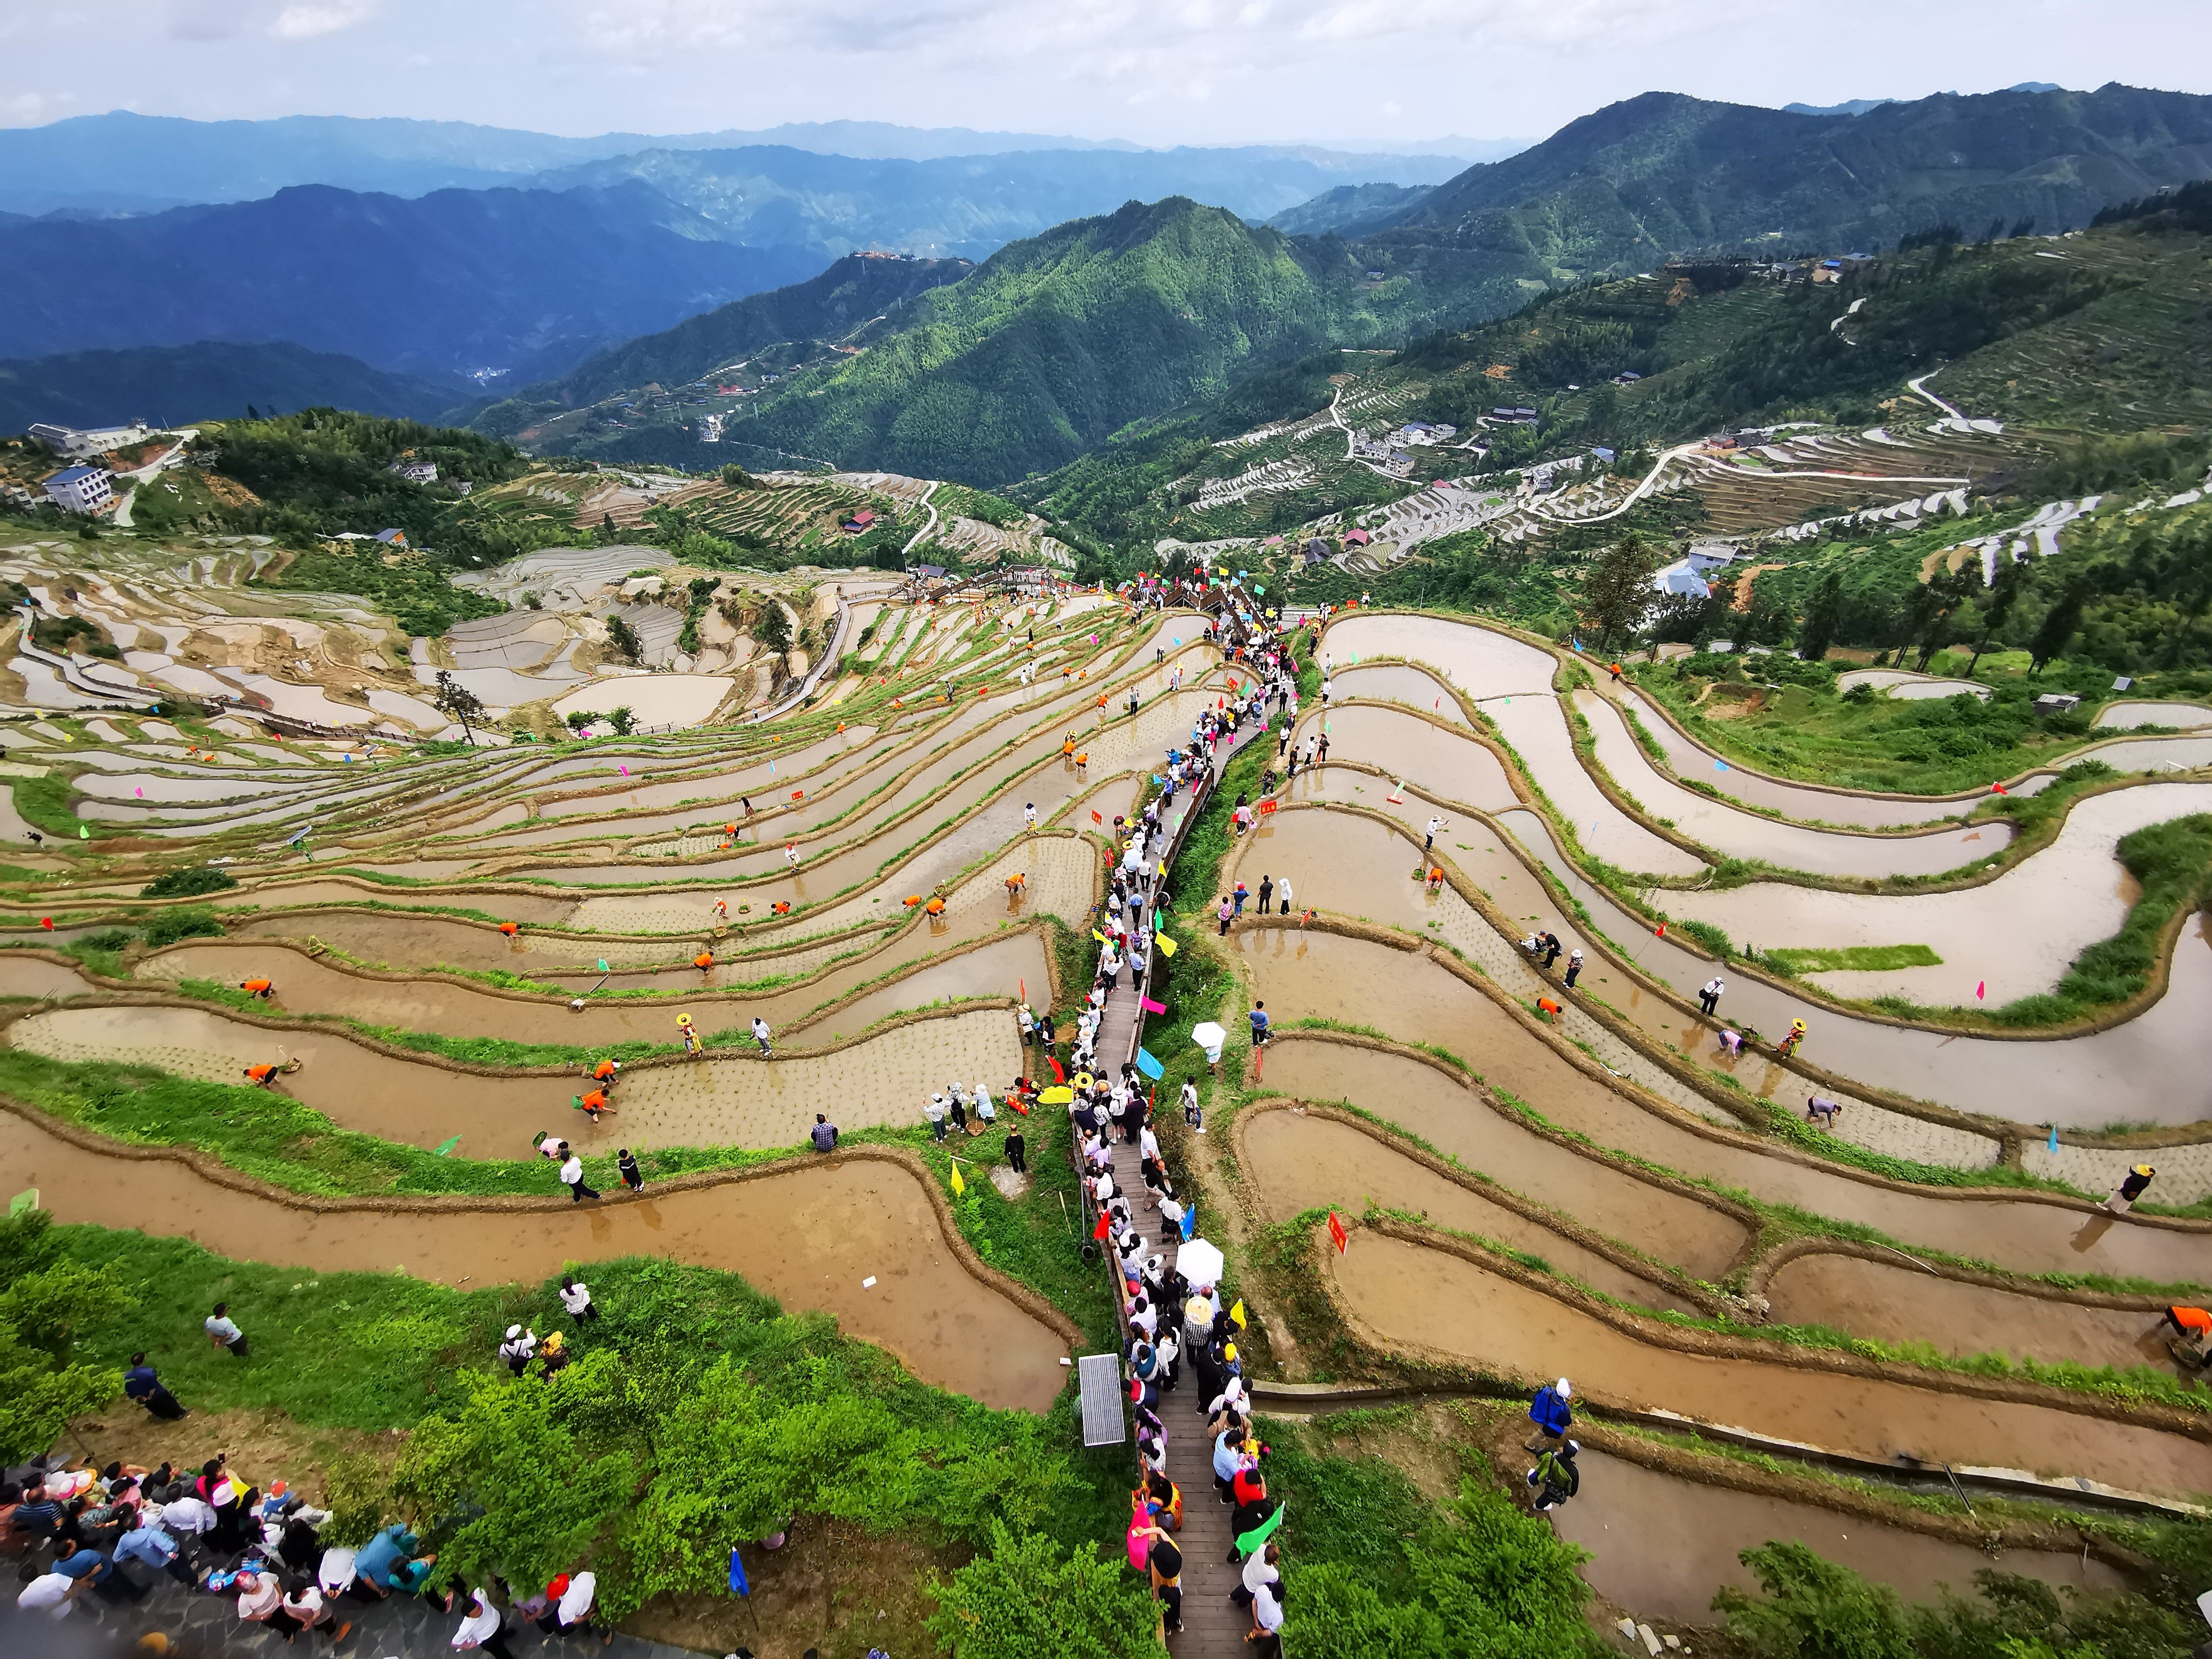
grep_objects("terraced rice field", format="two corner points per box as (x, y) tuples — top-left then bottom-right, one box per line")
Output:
(11, 592), (2212, 1647)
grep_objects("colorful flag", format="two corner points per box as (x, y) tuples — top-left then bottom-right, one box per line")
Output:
(433, 1135), (461, 1156)
(950, 1163), (966, 1197)
(1093, 1209), (1112, 1241)
(1091, 810), (1104, 824)
(1327, 1211), (1348, 1254)
(1229, 1300), (1247, 1328)
(1975, 980), (1986, 999)
(1991, 782), (2008, 795)
(1235, 1502), (1287, 1557)
(1135, 1047), (1164, 1079)
(728, 1548), (749, 1597)
(1714, 760), (1730, 772)
(1156, 934), (1178, 957)
(1180, 1204), (1197, 1241)
(1141, 995), (1167, 1014)
(1092, 928), (1108, 942)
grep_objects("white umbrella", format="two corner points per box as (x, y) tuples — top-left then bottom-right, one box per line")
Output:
(1177, 1237), (1225, 1287)
(1190, 1021), (1227, 1050)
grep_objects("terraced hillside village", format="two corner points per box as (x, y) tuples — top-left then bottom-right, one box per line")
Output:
(6, 108), (2212, 1659)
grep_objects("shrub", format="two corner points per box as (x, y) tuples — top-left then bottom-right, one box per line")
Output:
(143, 905), (224, 948)
(140, 865), (239, 899)
(924, 1519), (1163, 1659)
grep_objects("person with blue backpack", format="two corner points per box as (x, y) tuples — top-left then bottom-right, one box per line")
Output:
(1526, 1376), (1573, 1451)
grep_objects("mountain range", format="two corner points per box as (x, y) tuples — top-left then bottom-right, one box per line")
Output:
(0, 182), (825, 381)
(0, 111), (1499, 219)
(1358, 83), (2212, 267)
(0, 341), (467, 434)
(529, 144), (1475, 261)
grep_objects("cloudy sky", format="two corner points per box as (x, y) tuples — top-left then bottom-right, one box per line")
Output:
(3, 0), (2207, 145)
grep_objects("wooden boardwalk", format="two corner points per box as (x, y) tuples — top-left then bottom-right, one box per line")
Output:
(1085, 684), (1276, 1658)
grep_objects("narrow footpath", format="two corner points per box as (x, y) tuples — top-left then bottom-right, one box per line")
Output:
(1089, 653), (1277, 1658)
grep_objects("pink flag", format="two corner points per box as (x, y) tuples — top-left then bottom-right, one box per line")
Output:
(1975, 981), (1986, 999)
(1141, 995), (1167, 1014)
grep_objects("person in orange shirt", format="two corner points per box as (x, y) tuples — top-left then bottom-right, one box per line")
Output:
(925, 896), (947, 916)
(239, 978), (274, 999)
(498, 922), (519, 938)
(577, 1089), (612, 1121)
(712, 899), (728, 920)
(589, 1058), (620, 1089)
(242, 1063), (281, 1088)
(693, 950), (714, 973)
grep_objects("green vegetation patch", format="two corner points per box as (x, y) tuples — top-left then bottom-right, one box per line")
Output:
(1763, 944), (1945, 976)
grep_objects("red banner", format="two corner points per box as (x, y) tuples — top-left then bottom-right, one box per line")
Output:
(1327, 1211), (1348, 1255)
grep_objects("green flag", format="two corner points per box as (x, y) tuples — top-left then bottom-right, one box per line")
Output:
(1234, 1500), (1285, 1558)
(8, 1189), (38, 1217)
(78, 825), (88, 839)
(597, 959), (610, 973)
(433, 1136), (461, 1157)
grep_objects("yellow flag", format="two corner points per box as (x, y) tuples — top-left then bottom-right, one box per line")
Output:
(1156, 935), (1178, 957)
(950, 1163), (966, 1196)
(1229, 1300), (1247, 1329)
(1092, 928), (1107, 942)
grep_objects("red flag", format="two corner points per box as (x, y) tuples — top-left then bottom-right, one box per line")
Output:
(1019, 978), (1026, 1002)
(1991, 782), (2008, 795)
(791, 789), (804, 801)
(1655, 923), (1666, 937)
(1091, 810), (1104, 824)
(1049, 1055), (1066, 1084)
(1327, 1211), (1348, 1255)
(40, 917), (53, 930)
(1257, 799), (1278, 815)
(1093, 1209), (1112, 1241)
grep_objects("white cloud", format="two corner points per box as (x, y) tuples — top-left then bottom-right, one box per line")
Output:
(271, 2), (376, 39)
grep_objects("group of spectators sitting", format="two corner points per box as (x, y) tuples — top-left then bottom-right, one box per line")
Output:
(4, 1448), (604, 1650)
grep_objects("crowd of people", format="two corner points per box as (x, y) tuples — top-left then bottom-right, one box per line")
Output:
(4, 1448), (609, 1649)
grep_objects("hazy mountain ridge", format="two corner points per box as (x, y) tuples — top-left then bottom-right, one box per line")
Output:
(0, 181), (826, 380)
(0, 340), (471, 432)
(523, 143), (1472, 261)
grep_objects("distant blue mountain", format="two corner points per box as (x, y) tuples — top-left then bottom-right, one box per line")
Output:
(0, 182), (824, 379)
(0, 340), (471, 433)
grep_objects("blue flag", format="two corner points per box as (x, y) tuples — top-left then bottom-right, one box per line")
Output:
(1179, 1203), (1197, 1242)
(1714, 760), (1730, 772)
(1570, 638), (1583, 652)
(1135, 1047), (1164, 1080)
(728, 1547), (749, 1597)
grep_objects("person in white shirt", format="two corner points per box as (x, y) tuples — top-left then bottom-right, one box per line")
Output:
(1138, 1122), (1160, 1162)
(317, 1545), (359, 1597)
(559, 1278), (597, 1323)
(558, 1154), (598, 1203)
(552, 1570), (596, 1634)
(750, 1017), (772, 1055)
(16, 1569), (79, 1618)
(498, 1326), (537, 1376)
(162, 1492), (219, 1537)
(451, 1587), (510, 1654)
(205, 1301), (248, 1357)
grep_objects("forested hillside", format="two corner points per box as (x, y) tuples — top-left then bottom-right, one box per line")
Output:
(558, 197), (1498, 483)
(0, 340), (469, 432)
(1363, 84), (2212, 280)
(475, 254), (974, 439)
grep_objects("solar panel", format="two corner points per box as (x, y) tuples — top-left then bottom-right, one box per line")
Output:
(1077, 1353), (1125, 1447)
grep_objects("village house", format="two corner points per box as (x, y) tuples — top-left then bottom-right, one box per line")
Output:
(43, 464), (114, 514)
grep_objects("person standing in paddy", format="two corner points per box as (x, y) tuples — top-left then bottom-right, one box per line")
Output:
(751, 1016), (772, 1055)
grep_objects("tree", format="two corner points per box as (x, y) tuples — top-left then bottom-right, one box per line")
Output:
(2028, 578), (2089, 675)
(1905, 566), (1977, 671)
(1714, 1541), (1916, 1659)
(1578, 534), (1658, 649)
(752, 602), (791, 657)
(1796, 570), (1845, 661)
(924, 1519), (1162, 1659)
(431, 668), (486, 743)
(0, 1216), (134, 1462)
(718, 463), (759, 489)
(607, 706), (636, 737)
(1964, 556), (2028, 677)
(604, 615), (642, 662)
